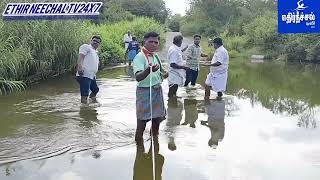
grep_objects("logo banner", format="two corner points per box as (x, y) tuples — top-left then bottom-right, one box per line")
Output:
(2, 2), (103, 20)
(278, 0), (319, 33)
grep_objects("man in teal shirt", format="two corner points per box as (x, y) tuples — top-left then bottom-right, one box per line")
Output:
(133, 32), (168, 143)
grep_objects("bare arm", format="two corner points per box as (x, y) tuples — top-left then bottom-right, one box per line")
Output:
(209, 61), (222, 66)
(181, 45), (188, 52)
(170, 63), (189, 70)
(77, 54), (85, 75)
(135, 64), (160, 82)
(135, 68), (151, 82)
(201, 53), (208, 57)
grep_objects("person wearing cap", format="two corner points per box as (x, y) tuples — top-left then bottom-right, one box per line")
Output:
(204, 37), (229, 99)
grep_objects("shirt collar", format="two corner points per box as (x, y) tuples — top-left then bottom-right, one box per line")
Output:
(142, 47), (154, 57)
(90, 44), (97, 52)
(216, 45), (223, 51)
(173, 44), (182, 51)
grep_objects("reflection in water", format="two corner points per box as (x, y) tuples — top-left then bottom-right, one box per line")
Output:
(124, 66), (135, 79)
(1, 62), (320, 179)
(298, 108), (318, 128)
(92, 150), (102, 159)
(182, 99), (198, 128)
(79, 105), (99, 128)
(5, 165), (11, 176)
(236, 90), (319, 128)
(201, 99), (225, 148)
(166, 97), (183, 151)
(227, 62), (320, 128)
(133, 139), (164, 180)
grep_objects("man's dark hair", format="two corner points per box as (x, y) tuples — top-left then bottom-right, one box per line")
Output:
(173, 35), (183, 45)
(132, 36), (137, 41)
(193, 34), (201, 39)
(213, 37), (223, 46)
(92, 35), (102, 42)
(144, 32), (160, 40)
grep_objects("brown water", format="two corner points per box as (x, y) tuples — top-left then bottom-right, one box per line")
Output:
(1, 33), (320, 180)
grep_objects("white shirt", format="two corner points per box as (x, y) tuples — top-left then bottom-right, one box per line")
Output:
(76, 44), (99, 80)
(210, 46), (229, 74)
(167, 44), (186, 86)
(123, 34), (132, 43)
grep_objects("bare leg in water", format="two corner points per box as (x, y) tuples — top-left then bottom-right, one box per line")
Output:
(135, 118), (161, 144)
(205, 85), (223, 100)
(205, 85), (211, 100)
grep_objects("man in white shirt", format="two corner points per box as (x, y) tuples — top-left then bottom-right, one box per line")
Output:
(204, 38), (229, 100)
(167, 35), (188, 98)
(123, 31), (132, 51)
(76, 36), (101, 104)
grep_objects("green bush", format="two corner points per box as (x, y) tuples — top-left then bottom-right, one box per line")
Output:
(0, 16), (165, 95)
(167, 15), (182, 32)
(243, 12), (279, 47)
(282, 35), (320, 62)
(90, 17), (165, 66)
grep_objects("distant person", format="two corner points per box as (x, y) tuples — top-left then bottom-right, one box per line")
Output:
(184, 34), (208, 86)
(123, 30), (132, 51)
(76, 35), (101, 104)
(126, 36), (140, 66)
(167, 35), (189, 98)
(204, 38), (229, 99)
(201, 99), (225, 148)
(182, 99), (198, 128)
(133, 32), (168, 143)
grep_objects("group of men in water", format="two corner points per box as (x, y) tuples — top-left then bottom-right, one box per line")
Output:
(75, 31), (229, 143)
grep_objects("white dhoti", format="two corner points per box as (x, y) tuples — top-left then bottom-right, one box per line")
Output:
(168, 69), (186, 87)
(205, 71), (228, 92)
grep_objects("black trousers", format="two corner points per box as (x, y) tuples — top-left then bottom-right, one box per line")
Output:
(184, 69), (199, 86)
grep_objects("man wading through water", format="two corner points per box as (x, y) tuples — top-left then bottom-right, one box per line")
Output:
(167, 35), (189, 98)
(133, 32), (168, 143)
(184, 34), (208, 86)
(204, 38), (229, 99)
(76, 36), (102, 104)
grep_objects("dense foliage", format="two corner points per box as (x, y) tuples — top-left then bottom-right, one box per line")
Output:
(180, 0), (320, 62)
(0, 0), (165, 95)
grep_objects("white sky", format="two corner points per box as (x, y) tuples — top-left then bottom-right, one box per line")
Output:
(164, 0), (189, 16)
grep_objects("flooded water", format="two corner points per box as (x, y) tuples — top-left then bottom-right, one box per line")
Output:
(1, 33), (320, 179)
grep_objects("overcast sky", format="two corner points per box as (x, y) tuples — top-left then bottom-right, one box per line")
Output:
(164, 0), (190, 16)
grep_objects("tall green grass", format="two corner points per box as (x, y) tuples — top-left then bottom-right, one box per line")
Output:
(0, 19), (88, 95)
(0, 16), (165, 95)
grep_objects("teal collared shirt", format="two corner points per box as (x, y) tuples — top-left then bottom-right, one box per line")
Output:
(133, 52), (162, 87)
